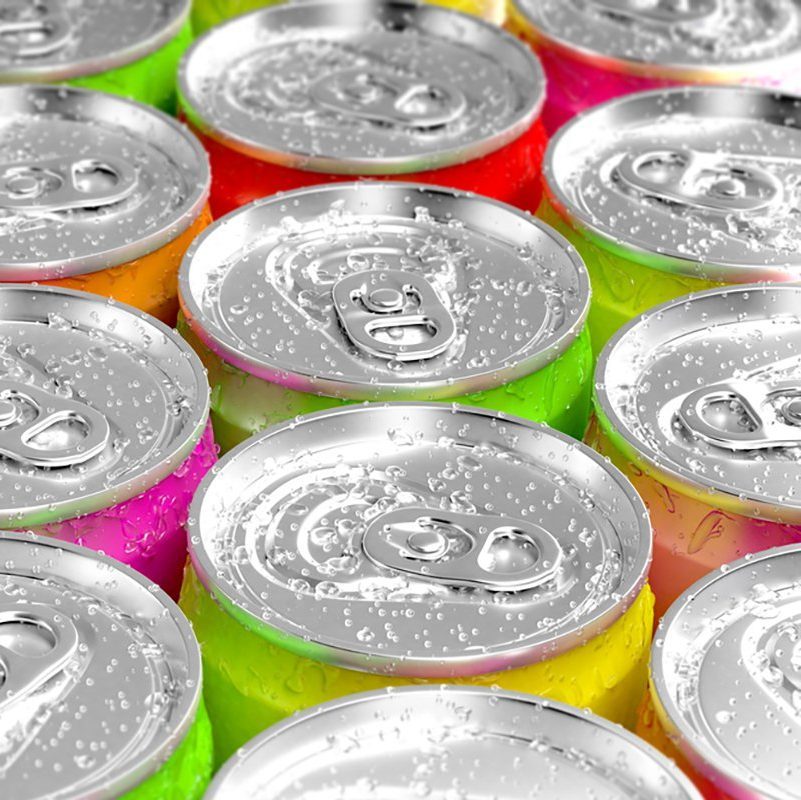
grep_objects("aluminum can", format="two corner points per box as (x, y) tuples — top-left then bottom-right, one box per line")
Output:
(592, 284), (801, 622)
(541, 86), (801, 356)
(0, 85), (211, 326)
(178, 1), (547, 218)
(0, 285), (216, 599)
(0, 0), (192, 112)
(181, 403), (654, 763)
(0, 532), (212, 800)
(507, 0), (801, 133)
(643, 544), (801, 800)
(178, 182), (593, 454)
(207, 687), (701, 799)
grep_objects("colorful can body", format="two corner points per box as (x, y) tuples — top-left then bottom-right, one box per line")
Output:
(208, 687), (701, 799)
(179, 1), (546, 218)
(181, 403), (654, 763)
(593, 284), (801, 622)
(646, 545), (801, 799)
(0, 285), (215, 599)
(541, 86), (801, 355)
(178, 182), (593, 453)
(0, 85), (211, 325)
(0, 532), (213, 800)
(508, 0), (801, 133)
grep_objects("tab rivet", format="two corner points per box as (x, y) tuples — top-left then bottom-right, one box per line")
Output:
(7, 174), (41, 197)
(0, 399), (17, 426)
(365, 287), (405, 313)
(782, 398), (801, 426)
(407, 529), (448, 556)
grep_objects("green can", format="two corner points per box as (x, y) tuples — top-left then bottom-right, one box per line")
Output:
(178, 182), (593, 453)
(0, 0), (192, 112)
(540, 85), (801, 356)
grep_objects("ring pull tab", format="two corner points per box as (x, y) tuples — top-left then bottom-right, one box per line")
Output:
(0, 602), (80, 709)
(0, 380), (110, 467)
(333, 269), (456, 361)
(310, 68), (466, 129)
(0, 154), (139, 213)
(765, 626), (801, 694)
(362, 506), (564, 591)
(586, 0), (720, 24)
(614, 147), (783, 214)
(677, 380), (801, 451)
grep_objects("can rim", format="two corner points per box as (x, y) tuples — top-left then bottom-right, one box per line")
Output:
(187, 402), (652, 676)
(0, 0), (190, 82)
(177, 0), (545, 175)
(178, 182), (590, 400)
(0, 285), (210, 527)
(1, 530), (203, 800)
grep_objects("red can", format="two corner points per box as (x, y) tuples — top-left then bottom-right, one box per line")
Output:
(178, 1), (547, 218)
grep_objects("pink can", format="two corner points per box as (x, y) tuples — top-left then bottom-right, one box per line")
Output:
(0, 286), (216, 599)
(507, 0), (801, 133)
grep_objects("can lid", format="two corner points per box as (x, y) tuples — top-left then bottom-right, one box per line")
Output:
(545, 86), (801, 281)
(595, 284), (801, 523)
(189, 403), (651, 676)
(0, 0), (189, 82)
(207, 687), (701, 800)
(180, 183), (589, 400)
(652, 544), (801, 800)
(178, 1), (544, 174)
(0, 85), (209, 281)
(513, 0), (801, 81)
(0, 285), (209, 528)
(0, 531), (202, 800)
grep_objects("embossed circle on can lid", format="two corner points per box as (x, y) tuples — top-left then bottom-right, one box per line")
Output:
(206, 687), (701, 799)
(179, 183), (589, 400)
(651, 544), (801, 800)
(0, 532), (202, 800)
(545, 86), (801, 281)
(178, 1), (544, 174)
(595, 284), (801, 523)
(188, 403), (651, 676)
(0, 0), (189, 81)
(513, 0), (801, 80)
(0, 285), (209, 528)
(0, 85), (209, 281)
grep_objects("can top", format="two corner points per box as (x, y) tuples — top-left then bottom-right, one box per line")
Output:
(206, 687), (701, 800)
(189, 403), (651, 677)
(179, 183), (589, 400)
(0, 532), (201, 800)
(595, 284), (801, 523)
(0, 0), (189, 82)
(545, 86), (801, 281)
(652, 544), (801, 800)
(0, 285), (209, 528)
(0, 85), (210, 281)
(178, 1), (545, 174)
(513, 0), (801, 81)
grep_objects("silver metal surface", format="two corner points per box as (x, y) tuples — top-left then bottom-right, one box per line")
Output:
(651, 544), (801, 800)
(545, 86), (801, 280)
(0, 532), (201, 800)
(178, 1), (544, 173)
(0, 285), (209, 527)
(188, 403), (651, 676)
(179, 182), (589, 400)
(0, 85), (209, 280)
(206, 687), (702, 800)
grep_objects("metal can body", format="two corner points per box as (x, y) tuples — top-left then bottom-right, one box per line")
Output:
(541, 87), (801, 355)
(179, 2), (546, 218)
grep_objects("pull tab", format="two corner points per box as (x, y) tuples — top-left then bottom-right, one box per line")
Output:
(0, 0), (70, 57)
(677, 380), (801, 451)
(0, 602), (79, 708)
(310, 68), (466, 129)
(614, 147), (783, 214)
(333, 269), (456, 361)
(587, 0), (720, 24)
(765, 626), (801, 693)
(362, 506), (563, 591)
(0, 380), (110, 467)
(0, 155), (138, 213)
